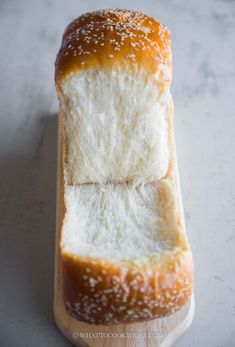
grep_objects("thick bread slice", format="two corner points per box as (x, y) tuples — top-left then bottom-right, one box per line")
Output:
(59, 70), (170, 185)
(60, 90), (174, 186)
(60, 179), (193, 324)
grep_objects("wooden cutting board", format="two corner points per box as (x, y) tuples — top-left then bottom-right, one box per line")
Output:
(54, 123), (194, 347)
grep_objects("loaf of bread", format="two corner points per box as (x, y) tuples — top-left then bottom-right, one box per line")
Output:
(55, 9), (193, 325)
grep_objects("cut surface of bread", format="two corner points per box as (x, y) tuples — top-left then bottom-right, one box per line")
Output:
(62, 180), (181, 261)
(59, 69), (170, 185)
(60, 180), (193, 324)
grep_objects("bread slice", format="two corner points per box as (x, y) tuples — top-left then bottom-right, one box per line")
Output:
(60, 178), (192, 325)
(59, 70), (170, 185)
(62, 181), (180, 261)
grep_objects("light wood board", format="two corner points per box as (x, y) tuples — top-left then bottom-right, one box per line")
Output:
(54, 123), (194, 347)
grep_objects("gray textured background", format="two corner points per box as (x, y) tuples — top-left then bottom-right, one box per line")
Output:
(0, 0), (235, 346)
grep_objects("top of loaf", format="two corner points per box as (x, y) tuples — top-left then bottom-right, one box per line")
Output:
(55, 9), (172, 86)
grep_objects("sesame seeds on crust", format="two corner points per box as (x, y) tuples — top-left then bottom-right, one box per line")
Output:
(61, 250), (193, 324)
(55, 9), (172, 84)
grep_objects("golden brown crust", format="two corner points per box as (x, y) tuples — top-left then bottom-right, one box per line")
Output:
(55, 9), (172, 86)
(61, 247), (193, 325)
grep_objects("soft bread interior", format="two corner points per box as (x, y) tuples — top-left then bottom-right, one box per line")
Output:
(61, 180), (183, 262)
(59, 69), (170, 185)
